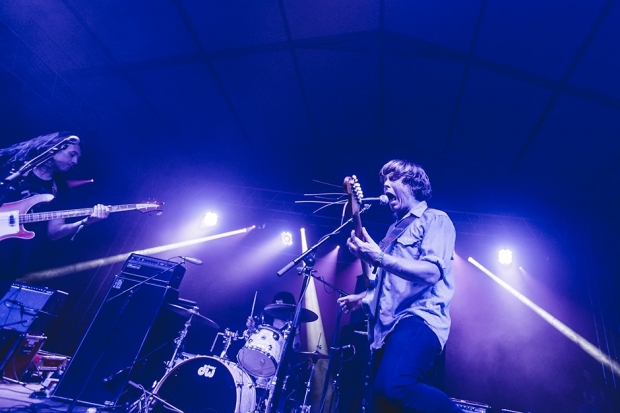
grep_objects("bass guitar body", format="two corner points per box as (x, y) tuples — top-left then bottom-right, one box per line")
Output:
(0, 194), (54, 241)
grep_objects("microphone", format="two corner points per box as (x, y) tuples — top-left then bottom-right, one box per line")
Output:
(54, 136), (80, 151)
(102, 366), (127, 383)
(180, 256), (203, 265)
(64, 135), (80, 145)
(362, 195), (389, 205)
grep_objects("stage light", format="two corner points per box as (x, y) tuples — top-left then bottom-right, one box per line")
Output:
(498, 248), (513, 265)
(202, 212), (218, 227)
(281, 231), (293, 246)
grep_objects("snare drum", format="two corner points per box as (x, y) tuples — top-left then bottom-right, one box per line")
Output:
(237, 325), (284, 377)
(151, 356), (255, 413)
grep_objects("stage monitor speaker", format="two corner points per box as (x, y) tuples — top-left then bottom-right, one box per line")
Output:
(52, 270), (183, 408)
(0, 283), (68, 334)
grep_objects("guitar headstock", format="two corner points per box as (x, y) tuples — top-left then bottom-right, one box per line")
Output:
(136, 199), (164, 215)
(343, 175), (364, 217)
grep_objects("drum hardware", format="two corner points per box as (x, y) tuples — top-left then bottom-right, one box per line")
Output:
(127, 380), (182, 413)
(148, 356), (256, 413)
(128, 304), (220, 412)
(165, 313), (193, 374)
(294, 350), (329, 413)
(165, 305), (219, 372)
(166, 303), (220, 330)
(263, 304), (319, 324)
(210, 328), (243, 359)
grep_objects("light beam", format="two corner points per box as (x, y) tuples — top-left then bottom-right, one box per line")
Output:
(468, 256), (620, 377)
(19, 226), (254, 282)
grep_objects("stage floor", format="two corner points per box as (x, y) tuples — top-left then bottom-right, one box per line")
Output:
(0, 381), (112, 413)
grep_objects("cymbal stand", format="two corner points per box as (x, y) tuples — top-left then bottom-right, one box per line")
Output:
(164, 312), (194, 373)
(297, 344), (324, 413)
(312, 275), (348, 413)
(130, 311), (195, 412)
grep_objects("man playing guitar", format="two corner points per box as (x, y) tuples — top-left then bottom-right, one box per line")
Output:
(0, 132), (110, 297)
(338, 159), (461, 412)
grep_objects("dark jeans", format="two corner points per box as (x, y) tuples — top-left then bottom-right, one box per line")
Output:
(372, 316), (462, 413)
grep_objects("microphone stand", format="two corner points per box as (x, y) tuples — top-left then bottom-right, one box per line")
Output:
(307, 274), (348, 413)
(0, 138), (76, 203)
(267, 217), (354, 413)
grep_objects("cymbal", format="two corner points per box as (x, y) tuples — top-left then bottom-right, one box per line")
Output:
(167, 304), (220, 330)
(263, 303), (318, 323)
(296, 351), (329, 361)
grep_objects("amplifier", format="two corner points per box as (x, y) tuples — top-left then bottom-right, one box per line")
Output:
(451, 398), (491, 412)
(119, 254), (185, 289)
(2, 334), (46, 380)
(0, 283), (68, 334)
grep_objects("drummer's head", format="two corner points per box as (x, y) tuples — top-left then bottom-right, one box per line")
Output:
(272, 291), (295, 305)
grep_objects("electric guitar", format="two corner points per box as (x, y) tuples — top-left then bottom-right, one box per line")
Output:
(0, 193), (163, 241)
(343, 175), (373, 287)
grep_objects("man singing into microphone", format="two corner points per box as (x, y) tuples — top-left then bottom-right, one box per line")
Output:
(338, 159), (461, 412)
(0, 132), (110, 297)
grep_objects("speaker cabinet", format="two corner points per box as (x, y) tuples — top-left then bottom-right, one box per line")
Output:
(52, 274), (182, 408)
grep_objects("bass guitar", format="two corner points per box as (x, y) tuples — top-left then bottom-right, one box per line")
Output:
(0, 193), (163, 241)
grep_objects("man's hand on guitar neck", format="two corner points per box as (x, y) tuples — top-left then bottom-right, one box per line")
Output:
(346, 227), (382, 267)
(83, 204), (111, 226)
(48, 203), (110, 240)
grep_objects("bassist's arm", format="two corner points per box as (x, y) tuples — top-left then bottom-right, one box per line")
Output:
(47, 204), (110, 240)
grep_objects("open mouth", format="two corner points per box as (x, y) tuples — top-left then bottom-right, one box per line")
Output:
(385, 192), (396, 202)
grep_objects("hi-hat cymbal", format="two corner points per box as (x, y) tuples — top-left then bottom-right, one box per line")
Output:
(263, 303), (318, 323)
(296, 351), (329, 361)
(167, 304), (220, 330)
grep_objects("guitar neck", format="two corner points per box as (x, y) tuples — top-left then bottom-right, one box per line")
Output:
(352, 212), (372, 282)
(19, 204), (139, 224)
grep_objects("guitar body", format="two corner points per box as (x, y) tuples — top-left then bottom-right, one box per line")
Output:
(0, 194), (54, 241)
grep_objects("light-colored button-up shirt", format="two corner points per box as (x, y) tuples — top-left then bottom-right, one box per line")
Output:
(362, 201), (456, 351)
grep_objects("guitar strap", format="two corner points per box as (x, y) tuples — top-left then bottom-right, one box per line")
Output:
(366, 214), (418, 322)
(377, 215), (417, 251)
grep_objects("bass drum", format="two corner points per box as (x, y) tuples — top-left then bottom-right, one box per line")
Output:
(152, 356), (256, 413)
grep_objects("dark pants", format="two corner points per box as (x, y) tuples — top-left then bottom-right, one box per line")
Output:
(372, 316), (462, 413)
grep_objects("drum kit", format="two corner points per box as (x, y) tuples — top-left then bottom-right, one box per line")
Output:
(130, 300), (322, 413)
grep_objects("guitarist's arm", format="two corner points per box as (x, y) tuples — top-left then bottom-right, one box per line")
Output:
(47, 204), (110, 240)
(351, 227), (441, 286)
(337, 227), (383, 312)
(338, 290), (367, 313)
